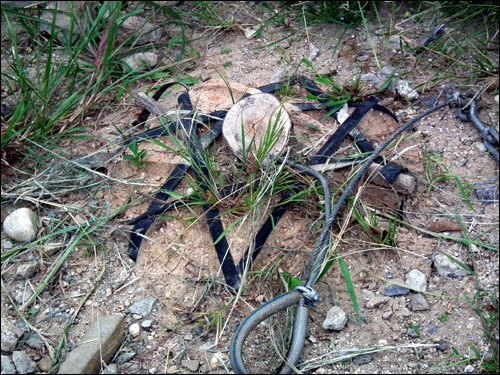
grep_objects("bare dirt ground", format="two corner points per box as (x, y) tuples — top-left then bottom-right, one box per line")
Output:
(1, 2), (498, 374)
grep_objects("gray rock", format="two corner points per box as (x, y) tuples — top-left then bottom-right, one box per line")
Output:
(58, 314), (124, 374)
(434, 254), (471, 278)
(141, 320), (153, 330)
(270, 70), (285, 83)
(437, 341), (451, 351)
(405, 269), (427, 292)
(39, 1), (83, 43)
(308, 46), (320, 61)
(42, 242), (64, 256)
(16, 261), (38, 279)
(115, 349), (137, 364)
(1, 1), (40, 7)
(390, 79), (419, 100)
(383, 279), (410, 296)
(382, 310), (393, 320)
(353, 354), (373, 365)
(182, 359), (200, 372)
(475, 179), (499, 201)
(3, 207), (37, 242)
(407, 328), (420, 338)
(361, 289), (375, 302)
(12, 351), (38, 373)
(410, 294), (430, 311)
(25, 333), (45, 350)
(1, 320), (24, 352)
(473, 141), (487, 152)
(200, 72), (212, 82)
(1, 240), (14, 249)
(322, 306), (348, 330)
(101, 363), (119, 374)
(1, 355), (16, 374)
(120, 16), (162, 45)
(123, 52), (159, 71)
(389, 35), (401, 44)
(366, 296), (389, 309)
(360, 73), (380, 81)
(128, 298), (157, 317)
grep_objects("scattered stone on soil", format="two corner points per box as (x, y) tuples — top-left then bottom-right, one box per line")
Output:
(1, 355), (16, 375)
(12, 351), (38, 374)
(3, 207), (37, 242)
(141, 319), (153, 330)
(382, 279), (410, 296)
(123, 52), (159, 71)
(410, 294), (431, 311)
(365, 296), (390, 309)
(120, 16), (163, 45)
(182, 359), (200, 372)
(58, 314), (124, 374)
(39, 1), (83, 42)
(129, 323), (141, 337)
(1, 320), (24, 352)
(115, 349), (137, 364)
(37, 355), (53, 373)
(15, 261), (38, 279)
(405, 269), (427, 292)
(25, 333), (45, 350)
(322, 306), (348, 331)
(353, 354), (374, 365)
(361, 289), (375, 302)
(433, 254), (471, 278)
(475, 179), (499, 201)
(127, 298), (157, 317)
(390, 78), (420, 100)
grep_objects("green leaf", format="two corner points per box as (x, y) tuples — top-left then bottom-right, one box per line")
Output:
(128, 140), (139, 154)
(178, 77), (199, 86)
(470, 344), (481, 359)
(339, 258), (361, 322)
(152, 72), (171, 80)
(160, 90), (172, 99)
(280, 271), (302, 290)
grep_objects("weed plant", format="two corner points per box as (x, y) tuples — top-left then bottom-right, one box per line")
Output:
(1, 1), (191, 164)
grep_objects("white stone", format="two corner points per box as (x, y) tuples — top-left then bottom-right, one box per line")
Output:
(129, 323), (141, 337)
(3, 208), (37, 242)
(123, 52), (158, 71)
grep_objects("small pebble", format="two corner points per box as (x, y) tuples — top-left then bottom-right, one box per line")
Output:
(129, 323), (140, 337)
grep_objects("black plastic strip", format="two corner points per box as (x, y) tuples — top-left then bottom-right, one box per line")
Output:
(309, 97), (379, 166)
(236, 191), (296, 276)
(128, 163), (191, 226)
(204, 204), (240, 289)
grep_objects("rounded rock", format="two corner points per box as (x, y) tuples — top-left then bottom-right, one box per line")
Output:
(129, 323), (141, 337)
(3, 208), (37, 242)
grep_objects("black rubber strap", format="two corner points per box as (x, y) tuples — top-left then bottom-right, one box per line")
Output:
(298, 77), (403, 184)
(204, 203), (240, 289)
(236, 190), (297, 276)
(309, 97), (379, 166)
